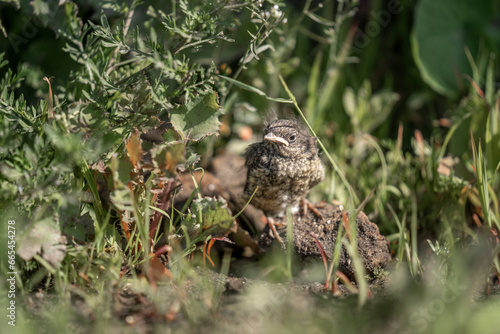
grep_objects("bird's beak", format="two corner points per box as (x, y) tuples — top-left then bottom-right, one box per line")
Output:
(264, 132), (289, 146)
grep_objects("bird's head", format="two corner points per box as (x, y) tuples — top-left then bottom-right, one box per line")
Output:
(263, 119), (318, 158)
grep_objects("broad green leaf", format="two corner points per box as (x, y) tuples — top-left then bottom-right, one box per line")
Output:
(412, 0), (499, 96)
(61, 212), (95, 243)
(170, 91), (223, 141)
(17, 218), (67, 268)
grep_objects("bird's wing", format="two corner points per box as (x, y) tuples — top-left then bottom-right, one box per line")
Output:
(244, 143), (265, 169)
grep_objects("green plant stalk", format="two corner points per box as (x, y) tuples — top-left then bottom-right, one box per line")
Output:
(487, 183), (500, 228)
(233, 186), (259, 220)
(327, 218), (346, 287)
(181, 242), (196, 259)
(190, 168), (205, 227)
(143, 186), (154, 251)
(485, 54), (495, 106)
(342, 238), (369, 307)
(32, 254), (57, 277)
(326, 169), (337, 203)
(218, 75), (293, 104)
(363, 134), (388, 202)
(471, 134), (492, 228)
(147, 172), (172, 246)
(465, 47), (482, 89)
(436, 112), (472, 164)
(340, 204), (369, 307)
(279, 74), (359, 204)
(351, 189), (377, 306)
(220, 248), (232, 277)
(80, 160), (106, 222)
(486, 97), (500, 173)
(148, 205), (170, 219)
(168, 190), (179, 236)
(212, 248), (234, 309)
(173, 188), (196, 229)
(410, 193), (421, 277)
(387, 204), (407, 267)
(479, 147), (492, 228)
(306, 51), (323, 122)
(315, 16), (355, 130)
(131, 189), (150, 261)
(286, 205), (294, 280)
(86, 209), (112, 273)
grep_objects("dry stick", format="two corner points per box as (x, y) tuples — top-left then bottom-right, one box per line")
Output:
(336, 271), (359, 294)
(43, 76), (54, 118)
(309, 232), (330, 289)
(149, 179), (177, 240)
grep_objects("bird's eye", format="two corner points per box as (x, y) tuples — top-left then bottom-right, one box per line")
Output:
(288, 134), (296, 143)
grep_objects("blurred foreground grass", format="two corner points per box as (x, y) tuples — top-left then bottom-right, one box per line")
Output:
(0, 0), (499, 333)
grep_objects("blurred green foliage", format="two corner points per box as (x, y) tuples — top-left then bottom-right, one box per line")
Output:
(412, 0), (500, 97)
(0, 0), (499, 333)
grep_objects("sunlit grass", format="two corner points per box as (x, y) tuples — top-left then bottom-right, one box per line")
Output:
(0, 0), (499, 333)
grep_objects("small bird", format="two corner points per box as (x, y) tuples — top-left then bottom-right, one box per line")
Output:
(243, 118), (325, 244)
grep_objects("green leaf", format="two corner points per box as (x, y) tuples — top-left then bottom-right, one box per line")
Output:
(17, 218), (67, 268)
(100, 10), (111, 31)
(412, 0), (499, 96)
(306, 52), (323, 118)
(170, 91), (223, 141)
(184, 196), (237, 241)
(0, 164), (23, 182)
(61, 212), (95, 243)
(486, 98), (500, 172)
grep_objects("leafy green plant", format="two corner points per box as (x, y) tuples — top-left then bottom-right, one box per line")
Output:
(1, 0), (500, 333)
(0, 0), (288, 288)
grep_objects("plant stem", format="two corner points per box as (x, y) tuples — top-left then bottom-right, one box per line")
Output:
(279, 74), (359, 204)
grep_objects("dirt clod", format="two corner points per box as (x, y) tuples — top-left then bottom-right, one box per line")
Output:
(259, 203), (391, 280)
